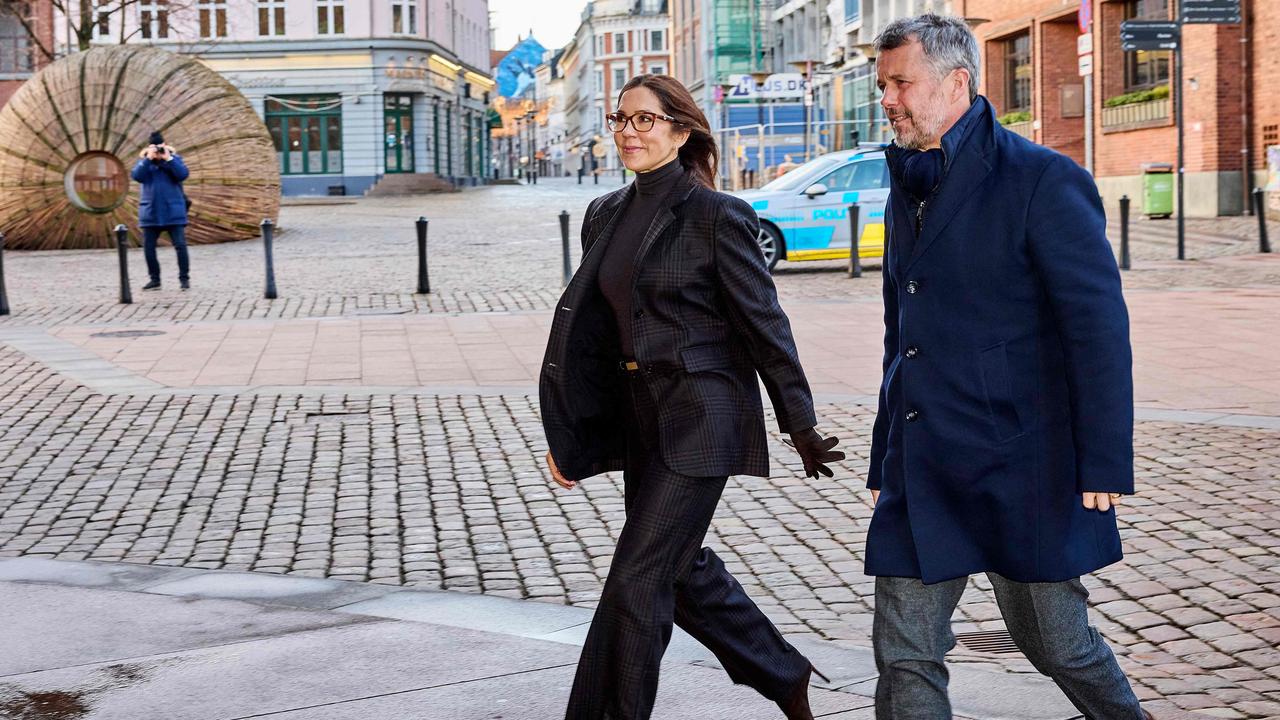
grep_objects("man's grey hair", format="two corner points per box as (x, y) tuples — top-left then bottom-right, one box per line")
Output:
(874, 13), (981, 101)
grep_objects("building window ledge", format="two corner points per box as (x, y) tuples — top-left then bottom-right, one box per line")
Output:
(1002, 119), (1034, 140)
(1101, 98), (1171, 134)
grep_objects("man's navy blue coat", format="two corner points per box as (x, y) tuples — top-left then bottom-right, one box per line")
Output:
(131, 154), (190, 227)
(866, 97), (1134, 585)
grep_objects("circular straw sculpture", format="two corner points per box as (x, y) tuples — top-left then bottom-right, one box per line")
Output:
(0, 45), (280, 250)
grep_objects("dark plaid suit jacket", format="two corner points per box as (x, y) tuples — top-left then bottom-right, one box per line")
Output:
(540, 172), (816, 481)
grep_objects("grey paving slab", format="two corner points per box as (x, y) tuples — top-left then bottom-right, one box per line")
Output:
(0, 595), (581, 720)
(0, 582), (371, 676)
(0, 557), (199, 592)
(241, 659), (872, 720)
(336, 587), (717, 663)
(145, 570), (394, 610)
(839, 661), (1083, 720)
(337, 587), (596, 638)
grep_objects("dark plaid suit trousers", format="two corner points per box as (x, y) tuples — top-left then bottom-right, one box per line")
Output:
(564, 375), (810, 719)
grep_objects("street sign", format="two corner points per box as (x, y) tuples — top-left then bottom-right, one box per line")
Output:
(1078, 54), (1094, 77)
(1077, 33), (1093, 56)
(1181, 0), (1241, 24)
(1078, 0), (1092, 33)
(1120, 21), (1180, 51)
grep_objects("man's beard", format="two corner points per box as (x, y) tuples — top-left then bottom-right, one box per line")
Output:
(890, 106), (946, 150)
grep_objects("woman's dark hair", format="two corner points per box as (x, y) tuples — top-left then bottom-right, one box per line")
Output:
(617, 74), (719, 190)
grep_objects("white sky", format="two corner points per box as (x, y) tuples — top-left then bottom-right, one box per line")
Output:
(488, 0), (586, 54)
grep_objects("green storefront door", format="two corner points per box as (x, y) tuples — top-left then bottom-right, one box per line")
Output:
(384, 94), (414, 174)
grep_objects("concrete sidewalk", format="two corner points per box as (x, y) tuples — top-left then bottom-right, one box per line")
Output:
(0, 557), (1130, 720)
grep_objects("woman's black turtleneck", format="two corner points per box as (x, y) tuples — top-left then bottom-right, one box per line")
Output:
(598, 157), (684, 358)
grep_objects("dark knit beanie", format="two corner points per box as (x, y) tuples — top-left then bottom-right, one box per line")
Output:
(148, 131), (165, 145)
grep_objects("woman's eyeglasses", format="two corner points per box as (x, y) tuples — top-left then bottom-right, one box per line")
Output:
(605, 111), (678, 133)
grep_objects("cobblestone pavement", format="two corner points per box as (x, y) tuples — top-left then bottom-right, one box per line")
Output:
(1, 178), (1277, 327)
(0, 344), (1277, 717)
(1, 183), (1279, 717)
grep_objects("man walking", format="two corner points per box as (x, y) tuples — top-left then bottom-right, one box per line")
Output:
(132, 130), (191, 291)
(865, 14), (1153, 719)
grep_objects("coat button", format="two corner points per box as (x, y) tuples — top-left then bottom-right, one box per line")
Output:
(906, 409), (920, 422)
(905, 346), (919, 359)
(634, 309), (644, 318)
(905, 280), (919, 294)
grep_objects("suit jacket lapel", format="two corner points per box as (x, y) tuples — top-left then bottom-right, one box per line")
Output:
(632, 175), (697, 271)
(570, 186), (633, 296)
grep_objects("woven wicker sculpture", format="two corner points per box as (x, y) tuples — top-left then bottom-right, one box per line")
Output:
(0, 46), (280, 250)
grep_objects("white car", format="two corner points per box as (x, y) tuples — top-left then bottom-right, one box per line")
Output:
(735, 146), (890, 271)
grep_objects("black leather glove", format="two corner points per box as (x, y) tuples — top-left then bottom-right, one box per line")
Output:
(785, 427), (844, 479)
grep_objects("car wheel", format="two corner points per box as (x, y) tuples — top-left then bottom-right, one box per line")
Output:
(757, 223), (783, 272)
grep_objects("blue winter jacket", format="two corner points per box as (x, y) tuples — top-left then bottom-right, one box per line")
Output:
(866, 97), (1134, 585)
(131, 154), (190, 227)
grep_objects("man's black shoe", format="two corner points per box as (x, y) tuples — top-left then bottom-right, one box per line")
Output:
(180, 279), (190, 290)
(142, 280), (161, 291)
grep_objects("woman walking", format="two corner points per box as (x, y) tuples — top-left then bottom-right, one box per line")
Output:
(539, 74), (843, 720)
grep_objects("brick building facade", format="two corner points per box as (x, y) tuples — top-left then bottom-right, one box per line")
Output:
(0, 0), (54, 108)
(963, 0), (1274, 216)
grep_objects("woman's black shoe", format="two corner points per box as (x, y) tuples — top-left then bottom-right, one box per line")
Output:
(777, 663), (829, 720)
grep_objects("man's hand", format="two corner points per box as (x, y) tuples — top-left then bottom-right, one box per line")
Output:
(1082, 492), (1123, 512)
(546, 451), (576, 490)
(870, 489), (880, 506)
(784, 427), (844, 479)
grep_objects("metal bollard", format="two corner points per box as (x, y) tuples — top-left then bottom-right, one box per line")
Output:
(114, 224), (133, 304)
(1254, 188), (1271, 254)
(577, 168), (583, 185)
(593, 171), (598, 185)
(416, 216), (431, 294)
(0, 232), (9, 316)
(1119, 195), (1131, 270)
(847, 204), (862, 278)
(261, 218), (278, 299)
(621, 168), (627, 185)
(559, 210), (572, 287)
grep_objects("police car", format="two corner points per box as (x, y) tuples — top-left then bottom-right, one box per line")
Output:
(735, 146), (890, 271)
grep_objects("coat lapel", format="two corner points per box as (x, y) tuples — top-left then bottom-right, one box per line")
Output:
(904, 102), (999, 272)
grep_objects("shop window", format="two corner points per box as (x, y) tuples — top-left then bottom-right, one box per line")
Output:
(265, 95), (344, 175)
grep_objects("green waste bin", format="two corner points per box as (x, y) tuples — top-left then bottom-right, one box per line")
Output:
(1142, 163), (1174, 218)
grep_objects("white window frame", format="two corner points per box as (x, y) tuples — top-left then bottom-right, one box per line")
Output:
(648, 63), (666, 76)
(92, 2), (112, 39)
(257, 0), (286, 36)
(594, 34), (603, 56)
(197, 0), (228, 38)
(611, 63), (627, 91)
(612, 31), (626, 54)
(392, 0), (417, 34)
(649, 29), (664, 52)
(594, 69), (603, 96)
(138, 0), (169, 40)
(317, 0), (344, 34)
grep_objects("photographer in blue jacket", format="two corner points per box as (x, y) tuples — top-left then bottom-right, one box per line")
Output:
(131, 130), (191, 291)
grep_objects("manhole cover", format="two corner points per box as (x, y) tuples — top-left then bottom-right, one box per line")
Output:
(89, 329), (167, 338)
(954, 630), (1022, 655)
(349, 308), (411, 316)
